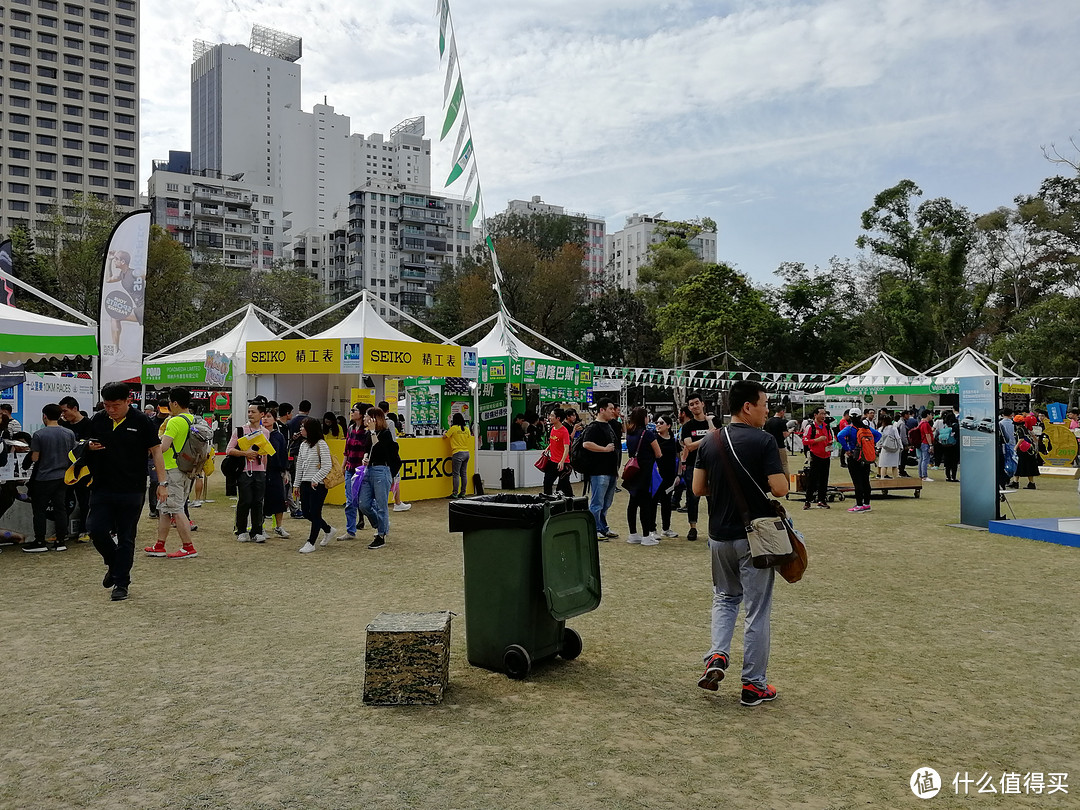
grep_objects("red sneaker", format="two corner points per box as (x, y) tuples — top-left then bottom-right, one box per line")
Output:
(697, 652), (728, 691)
(144, 542), (167, 557)
(166, 545), (198, 559)
(740, 682), (778, 706)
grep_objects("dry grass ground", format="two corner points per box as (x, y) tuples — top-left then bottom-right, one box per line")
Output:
(2, 461), (1079, 809)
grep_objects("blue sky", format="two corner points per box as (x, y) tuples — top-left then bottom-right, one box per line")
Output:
(140, 0), (1080, 285)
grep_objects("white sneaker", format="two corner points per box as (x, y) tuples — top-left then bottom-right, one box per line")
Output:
(253, 533), (267, 544)
(237, 532), (251, 543)
(641, 534), (660, 546)
(319, 526), (337, 547)
(190, 500), (203, 508)
(336, 531), (356, 540)
(922, 477), (934, 482)
(275, 526), (290, 539)
(626, 533), (643, 545)
(662, 529), (679, 538)
(393, 503), (412, 512)
(299, 542), (316, 554)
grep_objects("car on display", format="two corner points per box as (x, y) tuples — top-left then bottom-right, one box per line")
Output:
(977, 417), (995, 433)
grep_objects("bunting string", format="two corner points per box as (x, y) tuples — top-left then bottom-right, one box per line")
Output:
(437, 0), (514, 356)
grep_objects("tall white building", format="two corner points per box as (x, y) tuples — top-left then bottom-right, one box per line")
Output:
(606, 214), (717, 290)
(505, 196), (606, 293)
(189, 27), (431, 237)
(0, 0), (140, 234)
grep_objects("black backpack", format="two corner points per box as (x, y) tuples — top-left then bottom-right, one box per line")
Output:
(569, 429), (589, 473)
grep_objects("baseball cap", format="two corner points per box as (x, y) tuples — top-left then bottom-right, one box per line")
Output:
(848, 408), (861, 418)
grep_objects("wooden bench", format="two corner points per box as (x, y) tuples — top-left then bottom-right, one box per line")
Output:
(832, 478), (924, 499)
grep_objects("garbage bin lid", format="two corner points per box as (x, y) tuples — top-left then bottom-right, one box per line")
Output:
(541, 510), (602, 621)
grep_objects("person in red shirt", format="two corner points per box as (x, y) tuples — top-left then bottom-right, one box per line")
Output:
(542, 408), (573, 497)
(802, 407), (834, 509)
(918, 411), (935, 481)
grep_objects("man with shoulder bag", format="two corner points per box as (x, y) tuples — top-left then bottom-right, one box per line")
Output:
(693, 380), (789, 706)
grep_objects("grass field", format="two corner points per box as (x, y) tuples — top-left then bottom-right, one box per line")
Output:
(2, 462), (1079, 809)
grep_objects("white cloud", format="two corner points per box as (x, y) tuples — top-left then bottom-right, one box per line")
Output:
(140, 0), (1080, 278)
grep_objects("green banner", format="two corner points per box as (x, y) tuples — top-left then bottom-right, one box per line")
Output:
(478, 356), (593, 391)
(142, 360), (232, 387)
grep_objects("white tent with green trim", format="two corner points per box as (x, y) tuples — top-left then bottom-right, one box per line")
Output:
(0, 302), (98, 363)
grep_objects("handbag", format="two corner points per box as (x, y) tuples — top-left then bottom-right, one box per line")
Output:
(621, 428), (648, 484)
(717, 428), (807, 581)
(220, 427), (244, 477)
(320, 443), (345, 490)
(1017, 438), (1033, 454)
(348, 465), (367, 501)
(534, 453), (550, 471)
(649, 463), (664, 497)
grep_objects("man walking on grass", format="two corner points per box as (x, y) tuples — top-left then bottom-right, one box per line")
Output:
(680, 393), (713, 542)
(23, 404), (76, 552)
(694, 380), (788, 706)
(582, 399), (620, 541)
(86, 381), (164, 602)
(144, 387), (199, 560)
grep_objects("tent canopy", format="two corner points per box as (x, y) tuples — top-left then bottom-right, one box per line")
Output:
(474, 316), (555, 361)
(148, 305), (277, 377)
(924, 348), (1005, 384)
(310, 295), (417, 342)
(0, 302), (98, 363)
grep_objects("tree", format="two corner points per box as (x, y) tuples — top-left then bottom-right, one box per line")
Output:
(656, 263), (782, 368)
(486, 211), (586, 258)
(565, 286), (661, 368)
(143, 226), (197, 352)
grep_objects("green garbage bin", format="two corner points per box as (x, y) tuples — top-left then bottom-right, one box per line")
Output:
(448, 494), (601, 679)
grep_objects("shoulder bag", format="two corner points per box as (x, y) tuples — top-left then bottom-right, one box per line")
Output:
(621, 428), (647, 484)
(717, 428), (807, 583)
(220, 427), (245, 477)
(319, 441), (345, 490)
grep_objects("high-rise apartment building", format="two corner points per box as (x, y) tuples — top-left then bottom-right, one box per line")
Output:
(147, 151), (290, 270)
(505, 195), (606, 293)
(292, 180), (472, 320)
(606, 214), (717, 290)
(0, 0), (140, 233)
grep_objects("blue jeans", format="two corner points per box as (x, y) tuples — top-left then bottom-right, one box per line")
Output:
(358, 465), (392, 537)
(707, 537), (775, 688)
(344, 470), (366, 534)
(918, 445), (931, 478)
(588, 474), (617, 535)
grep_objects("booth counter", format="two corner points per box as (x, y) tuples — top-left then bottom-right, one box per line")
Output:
(322, 435), (477, 506)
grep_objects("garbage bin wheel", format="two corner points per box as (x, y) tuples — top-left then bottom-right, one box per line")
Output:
(559, 628), (582, 660)
(503, 644), (532, 680)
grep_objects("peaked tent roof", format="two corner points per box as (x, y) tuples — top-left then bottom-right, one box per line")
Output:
(149, 305), (278, 376)
(0, 302), (98, 363)
(310, 295), (417, 342)
(474, 316), (556, 361)
(925, 348), (1001, 383)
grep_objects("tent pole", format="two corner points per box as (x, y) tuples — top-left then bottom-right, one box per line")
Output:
(144, 304), (250, 360)
(0, 270), (96, 326)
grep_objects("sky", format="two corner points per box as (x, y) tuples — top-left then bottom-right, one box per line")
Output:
(139, 0), (1080, 285)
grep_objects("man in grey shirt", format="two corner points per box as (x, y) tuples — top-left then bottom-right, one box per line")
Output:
(25, 403), (76, 552)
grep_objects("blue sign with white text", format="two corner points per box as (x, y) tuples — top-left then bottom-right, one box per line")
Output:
(958, 375), (999, 528)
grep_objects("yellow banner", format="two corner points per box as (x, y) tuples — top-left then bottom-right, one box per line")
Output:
(350, 387), (376, 408)
(1001, 383), (1032, 394)
(323, 435), (475, 505)
(364, 338), (461, 377)
(385, 378), (400, 406)
(247, 339), (341, 375)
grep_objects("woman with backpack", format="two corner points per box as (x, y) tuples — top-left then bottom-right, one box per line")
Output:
(935, 411), (961, 482)
(876, 412), (902, 479)
(837, 409), (881, 513)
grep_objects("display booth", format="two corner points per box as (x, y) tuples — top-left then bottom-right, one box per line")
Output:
(242, 291), (479, 504)
(464, 314), (593, 490)
(0, 302), (98, 544)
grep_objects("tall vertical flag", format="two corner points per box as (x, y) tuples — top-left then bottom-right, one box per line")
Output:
(437, 0), (516, 357)
(98, 210), (151, 385)
(0, 240), (13, 306)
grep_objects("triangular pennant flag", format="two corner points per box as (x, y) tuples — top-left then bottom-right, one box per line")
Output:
(445, 138), (473, 186)
(462, 164), (478, 198)
(441, 78), (464, 140)
(451, 110), (469, 165)
(443, 35), (458, 102)
(467, 185), (481, 227)
(438, 0), (450, 57)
